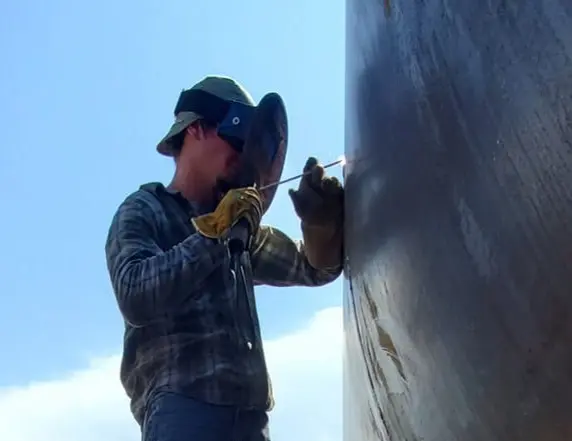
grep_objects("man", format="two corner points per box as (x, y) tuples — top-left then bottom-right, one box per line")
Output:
(105, 75), (344, 441)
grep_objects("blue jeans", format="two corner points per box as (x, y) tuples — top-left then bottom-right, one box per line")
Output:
(142, 388), (271, 441)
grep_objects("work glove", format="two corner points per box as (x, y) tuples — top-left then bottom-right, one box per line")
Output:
(288, 157), (344, 270)
(191, 187), (263, 239)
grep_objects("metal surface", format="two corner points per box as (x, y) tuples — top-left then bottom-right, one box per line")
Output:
(343, 1), (572, 440)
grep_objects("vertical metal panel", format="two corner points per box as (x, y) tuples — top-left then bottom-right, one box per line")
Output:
(343, 1), (572, 440)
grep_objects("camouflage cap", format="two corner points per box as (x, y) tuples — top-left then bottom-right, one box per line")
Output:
(157, 75), (256, 156)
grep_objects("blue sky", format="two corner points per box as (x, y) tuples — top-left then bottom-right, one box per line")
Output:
(0, 0), (345, 418)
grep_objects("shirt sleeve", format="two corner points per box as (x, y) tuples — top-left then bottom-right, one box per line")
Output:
(249, 224), (342, 287)
(105, 193), (227, 327)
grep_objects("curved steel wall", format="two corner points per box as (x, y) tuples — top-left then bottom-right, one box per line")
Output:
(343, 1), (572, 440)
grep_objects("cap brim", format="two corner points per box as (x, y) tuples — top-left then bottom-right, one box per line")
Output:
(157, 111), (202, 156)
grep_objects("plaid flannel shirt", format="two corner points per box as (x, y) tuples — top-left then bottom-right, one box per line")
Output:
(104, 182), (342, 425)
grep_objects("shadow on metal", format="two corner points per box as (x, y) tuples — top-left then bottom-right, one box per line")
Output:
(343, 1), (572, 440)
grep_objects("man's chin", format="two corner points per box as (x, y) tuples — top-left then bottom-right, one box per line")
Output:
(212, 177), (236, 203)
(216, 176), (241, 192)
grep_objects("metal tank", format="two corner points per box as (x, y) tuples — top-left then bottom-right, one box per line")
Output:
(343, 1), (572, 440)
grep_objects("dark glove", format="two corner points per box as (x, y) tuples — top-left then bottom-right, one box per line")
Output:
(192, 187), (263, 239)
(288, 157), (344, 269)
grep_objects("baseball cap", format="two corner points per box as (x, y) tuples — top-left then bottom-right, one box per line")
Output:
(157, 75), (256, 156)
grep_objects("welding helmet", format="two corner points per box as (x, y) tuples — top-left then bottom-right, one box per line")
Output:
(156, 75), (256, 156)
(157, 76), (288, 214)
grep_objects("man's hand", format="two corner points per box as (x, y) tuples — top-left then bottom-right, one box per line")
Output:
(192, 187), (263, 239)
(288, 157), (344, 226)
(288, 157), (344, 270)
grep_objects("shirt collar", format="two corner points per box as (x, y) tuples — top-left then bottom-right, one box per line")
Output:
(140, 182), (213, 215)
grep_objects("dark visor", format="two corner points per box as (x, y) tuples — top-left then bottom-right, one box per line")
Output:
(174, 88), (255, 153)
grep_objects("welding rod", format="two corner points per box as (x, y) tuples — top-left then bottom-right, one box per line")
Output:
(259, 158), (344, 191)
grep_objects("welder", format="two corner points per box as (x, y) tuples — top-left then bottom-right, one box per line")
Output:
(104, 75), (344, 441)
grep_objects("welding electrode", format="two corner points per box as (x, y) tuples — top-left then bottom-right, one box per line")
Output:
(259, 158), (345, 191)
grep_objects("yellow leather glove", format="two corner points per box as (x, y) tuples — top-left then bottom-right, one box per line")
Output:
(191, 187), (263, 239)
(288, 157), (344, 269)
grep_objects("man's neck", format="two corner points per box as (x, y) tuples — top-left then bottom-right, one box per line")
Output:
(168, 171), (215, 211)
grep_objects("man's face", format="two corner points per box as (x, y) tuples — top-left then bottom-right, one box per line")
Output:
(183, 124), (242, 200)
(202, 130), (241, 181)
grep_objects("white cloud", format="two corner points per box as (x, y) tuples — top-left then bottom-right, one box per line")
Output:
(0, 307), (342, 441)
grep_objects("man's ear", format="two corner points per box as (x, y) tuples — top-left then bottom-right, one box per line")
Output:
(186, 124), (201, 140)
(187, 121), (216, 141)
